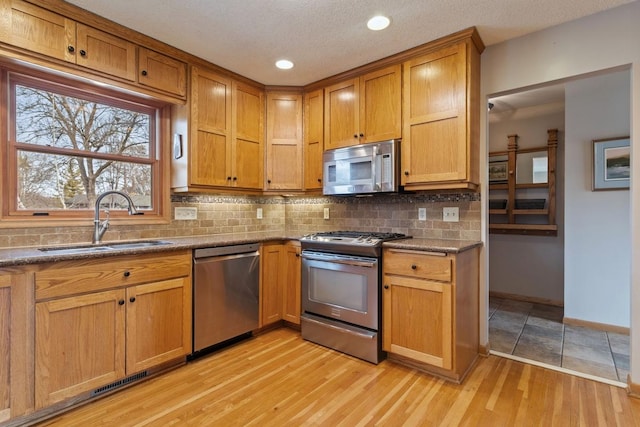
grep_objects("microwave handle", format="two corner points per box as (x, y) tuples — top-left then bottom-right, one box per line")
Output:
(373, 144), (381, 191)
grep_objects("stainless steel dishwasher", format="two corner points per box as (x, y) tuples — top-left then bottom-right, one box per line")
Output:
(192, 243), (260, 353)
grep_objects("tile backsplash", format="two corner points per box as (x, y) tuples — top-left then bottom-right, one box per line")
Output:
(0, 193), (480, 249)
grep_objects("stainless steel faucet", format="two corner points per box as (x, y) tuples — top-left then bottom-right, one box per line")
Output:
(93, 190), (139, 244)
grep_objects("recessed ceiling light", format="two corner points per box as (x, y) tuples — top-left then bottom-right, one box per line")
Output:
(275, 59), (294, 70)
(367, 15), (390, 31)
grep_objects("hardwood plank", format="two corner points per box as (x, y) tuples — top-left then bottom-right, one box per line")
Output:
(36, 328), (640, 426)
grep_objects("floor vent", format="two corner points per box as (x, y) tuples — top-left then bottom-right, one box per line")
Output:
(91, 371), (148, 397)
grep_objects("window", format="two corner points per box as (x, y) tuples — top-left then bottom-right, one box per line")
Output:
(2, 67), (168, 223)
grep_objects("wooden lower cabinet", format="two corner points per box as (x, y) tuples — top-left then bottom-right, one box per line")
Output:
(382, 247), (479, 382)
(33, 251), (192, 409)
(0, 270), (33, 422)
(260, 241), (301, 327)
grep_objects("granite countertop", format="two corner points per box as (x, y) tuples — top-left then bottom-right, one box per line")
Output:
(383, 238), (482, 254)
(0, 233), (482, 268)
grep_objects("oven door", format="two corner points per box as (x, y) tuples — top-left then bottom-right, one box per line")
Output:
(301, 250), (379, 330)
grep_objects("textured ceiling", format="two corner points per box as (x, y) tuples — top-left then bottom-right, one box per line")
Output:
(66, 0), (634, 86)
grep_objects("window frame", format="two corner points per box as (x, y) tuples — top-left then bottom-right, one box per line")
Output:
(0, 63), (171, 227)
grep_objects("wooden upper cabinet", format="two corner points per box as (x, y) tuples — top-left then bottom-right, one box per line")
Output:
(138, 47), (187, 97)
(324, 64), (401, 150)
(402, 40), (480, 191)
(232, 81), (264, 189)
(265, 91), (303, 191)
(1, 0), (76, 62)
(0, 0), (186, 98)
(188, 67), (233, 188)
(304, 89), (324, 191)
(76, 23), (136, 81)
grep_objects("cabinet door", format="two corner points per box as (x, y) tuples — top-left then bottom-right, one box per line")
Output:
(260, 243), (283, 326)
(126, 277), (191, 373)
(282, 242), (301, 325)
(360, 65), (401, 143)
(402, 43), (467, 184)
(324, 78), (359, 149)
(382, 275), (452, 370)
(265, 92), (303, 190)
(1, 0), (75, 62)
(232, 82), (264, 189)
(0, 272), (32, 422)
(75, 23), (136, 81)
(35, 289), (126, 409)
(189, 67), (233, 187)
(138, 47), (187, 97)
(304, 89), (324, 190)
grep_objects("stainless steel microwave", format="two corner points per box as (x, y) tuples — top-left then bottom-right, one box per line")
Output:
(323, 139), (400, 195)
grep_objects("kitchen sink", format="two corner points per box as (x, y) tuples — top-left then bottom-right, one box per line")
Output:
(39, 240), (173, 255)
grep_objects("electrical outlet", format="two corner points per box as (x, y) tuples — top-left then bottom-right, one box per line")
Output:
(443, 207), (459, 222)
(323, 207), (330, 219)
(418, 208), (427, 221)
(174, 207), (198, 220)
(257, 208), (263, 219)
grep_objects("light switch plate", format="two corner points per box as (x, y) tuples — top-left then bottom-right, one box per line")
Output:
(323, 207), (330, 219)
(418, 208), (427, 221)
(443, 207), (459, 222)
(175, 207), (197, 220)
(257, 208), (263, 219)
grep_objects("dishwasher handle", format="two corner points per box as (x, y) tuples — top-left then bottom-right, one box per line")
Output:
(194, 250), (259, 264)
(194, 243), (260, 259)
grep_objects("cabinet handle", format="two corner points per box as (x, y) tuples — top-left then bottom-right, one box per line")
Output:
(141, 70), (148, 76)
(384, 285), (389, 289)
(123, 271), (131, 277)
(68, 45), (75, 53)
(129, 297), (136, 303)
(118, 299), (125, 306)
(404, 171), (409, 176)
(79, 50), (86, 56)
(411, 264), (417, 270)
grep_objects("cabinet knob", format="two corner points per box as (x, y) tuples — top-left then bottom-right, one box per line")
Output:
(359, 133), (364, 138)
(411, 264), (417, 270)
(295, 253), (300, 258)
(79, 49), (86, 56)
(317, 178), (322, 183)
(404, 171), (409, 176)
(68, 45), (75, 53)
(227, 176), (232, 181)
(353, 134), (358, 138)
(123, 271), (131, 277)
(129, 297), (136, 303)
(118, 299), (125, 306)
(267, 179), (271, 184)
(233, 177), (237, 181)
(141, 70), (148, 76)
(384, 285), (389, 289)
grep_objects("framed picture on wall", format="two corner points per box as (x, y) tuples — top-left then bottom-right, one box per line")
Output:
(593, 136), (630, 191)
(488, 160), (508, 183)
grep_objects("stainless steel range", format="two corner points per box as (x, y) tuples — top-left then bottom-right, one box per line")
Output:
(300, 231), (409, 364)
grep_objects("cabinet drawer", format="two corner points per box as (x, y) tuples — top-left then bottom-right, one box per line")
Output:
(383, 249), (452, 282)
(35, 250), (191, 300)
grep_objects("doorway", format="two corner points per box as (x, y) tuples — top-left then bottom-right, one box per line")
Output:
(487, 69), (631, 385)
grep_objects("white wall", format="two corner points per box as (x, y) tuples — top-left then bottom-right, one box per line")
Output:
(488, 108), (565, 304)
(564, 71), (631, 327)
(479, 0), (640, 384)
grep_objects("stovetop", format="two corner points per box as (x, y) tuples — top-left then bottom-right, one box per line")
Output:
(300, 231), (409, 257)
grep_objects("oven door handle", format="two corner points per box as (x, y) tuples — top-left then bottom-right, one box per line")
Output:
(302, 254), (376, 268)
(302, 315), (376, 340)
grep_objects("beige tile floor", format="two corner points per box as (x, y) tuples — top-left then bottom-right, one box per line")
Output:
(489, 297), (630, 382)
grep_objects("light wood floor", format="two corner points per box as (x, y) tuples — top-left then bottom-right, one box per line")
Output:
(38, 328), (640, 426)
